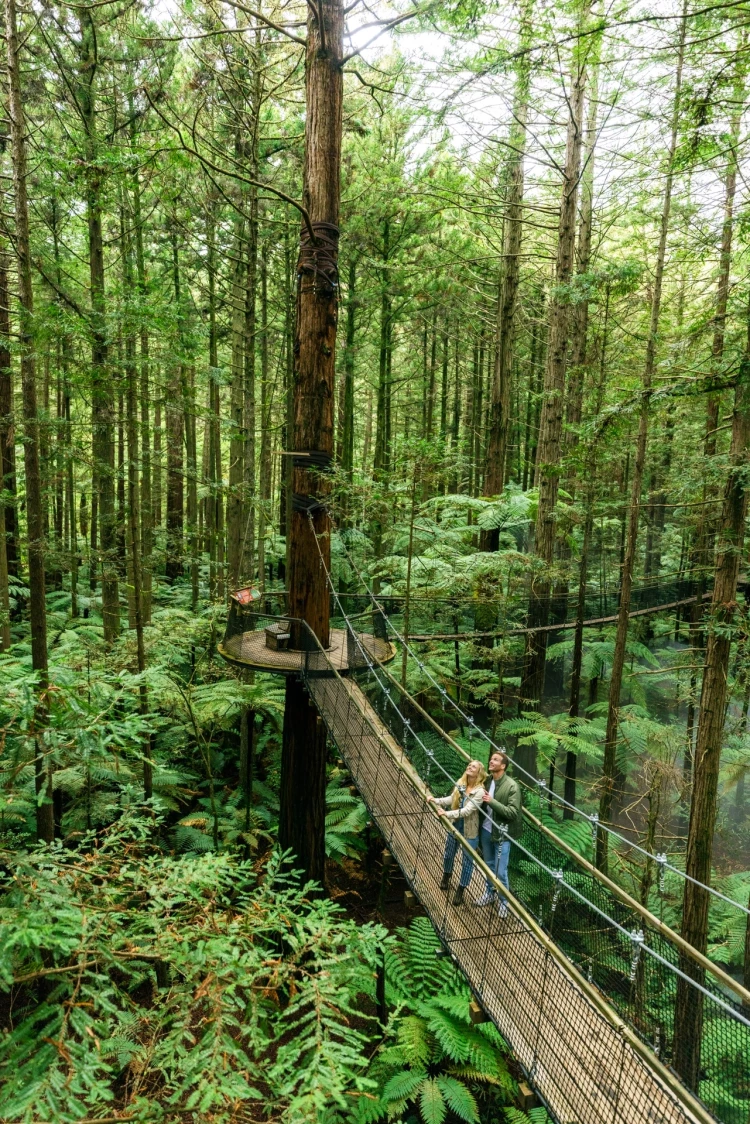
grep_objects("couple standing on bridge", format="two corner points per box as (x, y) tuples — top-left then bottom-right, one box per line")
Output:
(428, 751), (522, 914)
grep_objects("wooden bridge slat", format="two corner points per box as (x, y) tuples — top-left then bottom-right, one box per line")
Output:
(308, 675), (703, 1124)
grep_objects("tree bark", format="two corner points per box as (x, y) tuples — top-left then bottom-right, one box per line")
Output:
(516, 10), (590, 776)
(130, 124), (152, 622)
(166, 228), (185, 583)
(79, 10), (119, 641)
(279, 0), (344, 888)
(6, 0), (53, 840)
(673, 302), (750, 1087)
(481, 0), (533, 537)
(596, 7), (686, 872)
(0, 236), (18, 581)
(226, 210), (246, 591)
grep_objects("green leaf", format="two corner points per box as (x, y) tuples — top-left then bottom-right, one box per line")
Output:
(436, 1075), (478, 1122)
(419, 1077), (447, 1124)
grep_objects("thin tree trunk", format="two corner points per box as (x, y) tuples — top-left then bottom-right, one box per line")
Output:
(79, 10), (119, 641)
(673, 296), (750, 1087)
(516, 11), (590, 776)
(166, 227), (185, 582)
(6, 0), (53, 840)
(257, 236), (271, 587)
(207, 202), (219, 599)
(564, 40), (601, 463)
(243, 186), (258, 582)
(0, 237), (18, 580)
(121, 204), (152, 798)
(482, 0), (533, 535)
(597, 7), (686, 872)
(226, 211), (245, 591)
(130, 132), (152, 622)
(565, 286), (610, 814)
(340, 256), (356, 521)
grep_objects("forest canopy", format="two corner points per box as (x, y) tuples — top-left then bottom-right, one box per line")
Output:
(0, 0), (749, 1119)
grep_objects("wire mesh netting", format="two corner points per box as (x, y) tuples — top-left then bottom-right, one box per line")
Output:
(352, 660), (750, 1124)
(218, 566), (748, 1124)
(298, 628), (712, 1124)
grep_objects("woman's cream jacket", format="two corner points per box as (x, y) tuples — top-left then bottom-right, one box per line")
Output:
(433, 785), (486, 838)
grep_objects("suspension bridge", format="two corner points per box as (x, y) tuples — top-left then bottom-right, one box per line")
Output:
(219, 546), (750, 1124)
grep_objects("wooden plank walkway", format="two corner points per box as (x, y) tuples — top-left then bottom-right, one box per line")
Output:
(307, 673), (707, 1124)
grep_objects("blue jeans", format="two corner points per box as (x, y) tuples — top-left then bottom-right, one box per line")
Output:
(443, 819), (479, 888)
(480, 830), (497, 892)
(495, 839), (511, 901)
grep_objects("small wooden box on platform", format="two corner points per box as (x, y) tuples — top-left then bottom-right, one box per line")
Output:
(265, 621), (291, 651)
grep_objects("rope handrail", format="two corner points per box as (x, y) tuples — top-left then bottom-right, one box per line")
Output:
(333, 529), (750, 922)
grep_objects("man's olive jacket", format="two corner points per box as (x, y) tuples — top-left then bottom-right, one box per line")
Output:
(485, 773), (522, 841)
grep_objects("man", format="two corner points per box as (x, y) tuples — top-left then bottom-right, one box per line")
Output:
(474, 750), (522, 914)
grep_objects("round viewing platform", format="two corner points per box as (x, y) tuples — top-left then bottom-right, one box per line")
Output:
(219, 627), (395, 675)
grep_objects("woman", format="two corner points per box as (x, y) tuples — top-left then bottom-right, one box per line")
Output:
(429, 759), (486, 906)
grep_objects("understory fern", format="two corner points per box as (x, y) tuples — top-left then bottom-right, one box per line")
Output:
(0, 813), (387, 1123)
(360, 917), (516, 1124)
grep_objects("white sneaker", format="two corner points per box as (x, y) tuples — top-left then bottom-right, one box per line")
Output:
(473, 891), (495, 907)
(497, 900), (508, 918)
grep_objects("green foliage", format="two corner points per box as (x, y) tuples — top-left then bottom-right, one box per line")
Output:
(0, 817), (387, 1123)
(361, 919), (515, 1124)
(326, 777), (369, 861)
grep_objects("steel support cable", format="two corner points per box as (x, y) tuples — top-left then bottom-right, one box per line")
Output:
(307, 519), (750, 1030)
(334, 530), (750, 921)
(295, 546), (728, 1124)
(373, 652), (750, 1006)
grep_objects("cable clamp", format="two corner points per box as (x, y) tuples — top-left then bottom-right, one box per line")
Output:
(629, 929), (645, 981)
(589, 812), (599, 845)
(656, 852), (667, 894)
(551, 869), (564, 915)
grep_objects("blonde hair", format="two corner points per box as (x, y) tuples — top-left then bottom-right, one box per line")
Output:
(451, 760), (487, 810)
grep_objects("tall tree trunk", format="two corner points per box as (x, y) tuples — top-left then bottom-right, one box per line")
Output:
(374, 219), (392, 477)
(185, 364), (198, 609)
(79, 10), (119, 641)
(226, 211), (246, 591)
(564, 37), (601, 464)
(243, 186), (258, 582)
(516, 9), (590, 775)
(6, 0), (53, 840)
(279, 0), (343, 888)
(0, 232), (12, 644)
(166, 228), (185, 582)
(565, 286), (610, 814)
(130, 125), (152, 622)
(0, 236), (18, 581)
(596, 7), (686, 872)
(481, 0), (533, 539)
(340, 256), (356, 522)
(257, 237), (271, 587)
(206, 200), (220, 600)
(673, 298), (750, 1088)
(121, 204), (152, 798)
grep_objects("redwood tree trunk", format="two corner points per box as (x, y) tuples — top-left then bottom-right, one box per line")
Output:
(673, 307), (750, 1088)
(279, 0), (343, 887)
(481, 0), (533, 542)
(596, 9), (686, 872)
(516, 14), (589, 775)
(6, 0), (53, 841)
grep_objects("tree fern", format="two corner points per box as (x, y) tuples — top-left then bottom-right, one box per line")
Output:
(436, 1075), (479, 1123)
(419, 1077), (448, 1124)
